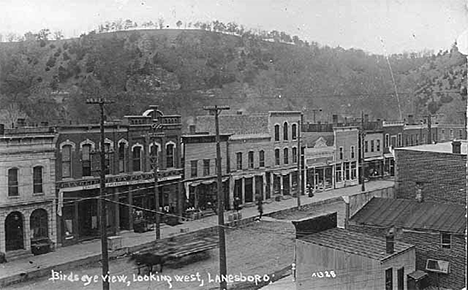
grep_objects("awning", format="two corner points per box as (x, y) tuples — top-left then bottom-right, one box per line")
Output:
(383, 153), (394, 159)
(364, 156), (384, 162)
(407, 270), (428, 281)
(188, 177), (228, 187)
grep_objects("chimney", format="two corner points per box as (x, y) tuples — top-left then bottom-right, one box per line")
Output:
(364, 114), (369, 123)
(236, 110), (243, 115)
(407, 115), (414, 125)
(452, 140), (461, 154)
(189, 125), (196, 134)
(386, 228), (395, 254)
(332, 115), (338, 124)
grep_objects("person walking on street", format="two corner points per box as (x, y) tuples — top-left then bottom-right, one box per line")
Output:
(256, 195), (263, 221)
(233, 197), (241, 212)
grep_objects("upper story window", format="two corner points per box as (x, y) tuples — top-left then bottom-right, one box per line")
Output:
(292, 147), (297, 163)
(397, 133), (402, 147)
(236, 152), (243, 170)
(339, 147), (343, 160)
(385, 134), (389, 148)
(259, 150), (265, 167)
(203, 159), (210, 176)
(82, 144), (92, 177)
(376, 140), (381, 151)
(364, 141), (368, 152)
(370, 140), (374, 152)
(8, 168), (19, 196)
(118, 142), (126, 173)
(248, 151), (254, 169)
(441, 129), (445, 140)
(351, 146), (355, 159)
(283, 148), (289, 164)
(33, 166), (43, 194)
(275, 149), (280, 165)
(391, 136), (397, 147)
(274, 124), (280, 141)
(62, 145), (72, 178)
(132, 146), (142, 171)
(449, 129), (454, 138)
(166, 143), (175, 168)
(292, 124), (297, 140)
(104, 143), (111, 175)
(441, 233), (451, 249)
(190, 160), (198, 177)
(459, 129), (463, 139)
(283, 122), (289, 141)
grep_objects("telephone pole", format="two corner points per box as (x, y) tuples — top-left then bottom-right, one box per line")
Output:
(86, 98), (114, 290)
(150, 123), (162, 240)
(360, 111), (366, 192)
(203, 105), (230, 290)
(297, 119), (302, 208)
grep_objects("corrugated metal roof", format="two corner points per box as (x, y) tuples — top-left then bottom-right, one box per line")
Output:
(350, 198), (466, 234)
(299, 227), (414, 261)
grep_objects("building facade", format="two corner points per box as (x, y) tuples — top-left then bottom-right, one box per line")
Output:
(333, 127), (359, 188)
(0, 128), (57, 257)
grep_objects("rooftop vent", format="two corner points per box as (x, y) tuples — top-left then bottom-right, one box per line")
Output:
(452, 140), (461, 154)
(385, 228), (395, 254)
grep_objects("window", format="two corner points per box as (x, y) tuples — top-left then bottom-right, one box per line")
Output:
(350, 146), (355, 159)
(339, 147), (343, 160)
(283, 122), (288, 140)
(336, 164), (342, 182)
(391, 136), (397, 147)
(274, 125), (280, 141)
(364, 141), (368, 152)
(259, 150), (265, 167)
(62, 145), (72, 178)
(415, 135), (419, 145)
(441, 129), (445, 140)
(376, 140), (381, 151)
(370, 140), (374, 152)
(385, 268), (393, 290)
(292, 124), (297, 140)
(132, 146), (142, 171)
(118, 142), (126, 173)
(283, 148), (289, 164)
(30, 209), (48, 239)
(459, 129), (463, 138)
(203, 159), (210, 176)
(33, 166), (43, 193)
(397, 268), (404, 290)
(104, 143), (111, 175)
(248, 151), (254, 168)
(275, 149), (280, 165)
(166, 144), (175, 168)
(82, 144), (92, 176)
(292, 147), (297, 163)
(450, 129), (454, 138)
(351, 162), (357, 179)
(236, 152), (243, 170)
(190, 160), (198, 177)
(344, 162), (350, 180)
(8, 168), (19, 196)
(397, 133), (402, 147)
(441, 233), (451, 249)
(385, 134), (389, 148)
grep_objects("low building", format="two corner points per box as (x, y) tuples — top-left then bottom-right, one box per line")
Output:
(349, 198), (466, 290)
(293, 213), (416, 290)
(0, 126), (57, 258)
(437, 124), (466, 142)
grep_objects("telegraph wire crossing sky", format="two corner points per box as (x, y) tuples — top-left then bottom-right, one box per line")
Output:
(0, 0), (467, 55)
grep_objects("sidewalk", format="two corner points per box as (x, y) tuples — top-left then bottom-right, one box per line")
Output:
(0, 180), (393, 288)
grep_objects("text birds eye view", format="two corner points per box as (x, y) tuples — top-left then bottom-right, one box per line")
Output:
(0, 0), (467, 290)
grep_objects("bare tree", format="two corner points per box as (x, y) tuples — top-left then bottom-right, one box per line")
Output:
(0, 103), (26, 128)
(158, 18), (165, 29)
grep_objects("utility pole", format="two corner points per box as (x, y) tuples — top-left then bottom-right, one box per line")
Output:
(360, 111), (366, 192)
(86, 98), (114, 290)
(150, 122), (162, 240)
(427, 114), (432, 144)
(297, 119), (301, 208)
(203, 105), (230, 290)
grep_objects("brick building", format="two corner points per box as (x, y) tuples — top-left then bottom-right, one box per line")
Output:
(55, 107), (183, 246)
(0, 126), (57, 258)
(437, 124), (466, 142)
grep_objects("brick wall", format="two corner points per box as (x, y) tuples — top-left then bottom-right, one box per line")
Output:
(395, 149), (466, 205)
(349, 225), (466, 290)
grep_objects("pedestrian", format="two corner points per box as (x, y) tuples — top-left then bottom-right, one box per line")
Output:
(256, 196), (263, 220)
(233, 197), (241, 212)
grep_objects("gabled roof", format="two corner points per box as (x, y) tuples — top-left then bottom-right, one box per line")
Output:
(196, 114), (269, 135)
(299, 227), (414, 261)
(350, 198), (466, 234)
(302, 132), (334, 147)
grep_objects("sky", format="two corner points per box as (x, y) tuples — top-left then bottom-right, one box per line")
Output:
(0, 0), (467, 55)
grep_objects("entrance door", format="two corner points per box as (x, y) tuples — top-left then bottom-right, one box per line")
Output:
(78, 199), (98, 238)
(5, 211), (24, 251)
(119, 196), (130, 230)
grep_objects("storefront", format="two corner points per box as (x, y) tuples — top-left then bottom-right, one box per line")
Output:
(305, 146), (335, 192)
(364, 156), (384, 179)
(383, 153), (395, 177)
(185, 178), (230, 212)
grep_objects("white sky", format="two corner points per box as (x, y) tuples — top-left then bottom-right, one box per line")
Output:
(0, 0), (467, 54)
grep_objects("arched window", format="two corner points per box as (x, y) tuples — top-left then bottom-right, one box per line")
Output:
(33, 166), (43, 193)
(8, 168), (19, 196)
(283, 122), (289, 140)
(292, 124), (297, 140)
(274, 124), (280, 141)
(118, 142), (126, 173)
(166, 143), (175, 168)
(104, 142), (112, 175)
(132, 146), (142, 171)
(259, 150), (265, 168)
(283, 148), (289, 164)
(274, 149), (280, 165)
(62, 145), (72, 178)
(82, 144), (92, 176)
(30, 209), (48, 239)
(292, 147), (297, 163)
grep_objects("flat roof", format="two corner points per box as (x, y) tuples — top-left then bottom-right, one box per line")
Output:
(395, 141), (467, 154)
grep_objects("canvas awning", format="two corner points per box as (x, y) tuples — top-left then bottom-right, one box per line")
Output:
(407, 270), (428, 281)
(383, 153), (394, 159)
(364, 156), (384, 162)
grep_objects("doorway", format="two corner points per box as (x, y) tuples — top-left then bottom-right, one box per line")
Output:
(5, 211), (24, 251)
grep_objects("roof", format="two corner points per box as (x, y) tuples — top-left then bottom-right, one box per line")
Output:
(302, 132), (334, 147)
(299, 227), (414, 261)
(350, 198), (466, 234)
(196, 114), (269, 135)
(395, 141), (467, 154)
